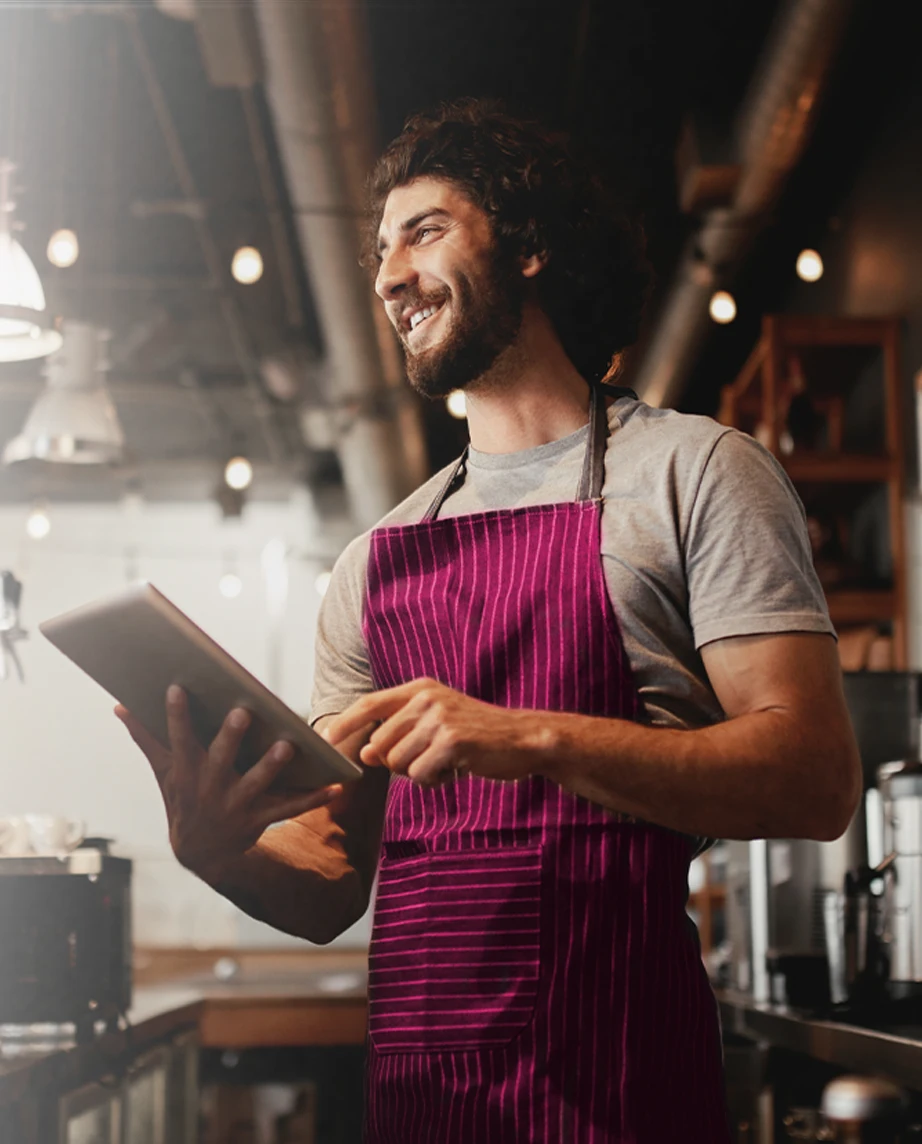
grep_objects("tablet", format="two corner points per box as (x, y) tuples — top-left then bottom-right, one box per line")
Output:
(40, 582), (363, 790)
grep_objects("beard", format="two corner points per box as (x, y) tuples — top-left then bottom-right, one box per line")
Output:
(401, 247), (526, 399)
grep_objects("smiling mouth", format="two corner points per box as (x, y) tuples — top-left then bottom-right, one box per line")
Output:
(405, 302), (444, 338)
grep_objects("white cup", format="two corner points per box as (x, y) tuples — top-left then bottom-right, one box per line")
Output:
(22, 814), (86, 855)
(0, 817), (33, 856)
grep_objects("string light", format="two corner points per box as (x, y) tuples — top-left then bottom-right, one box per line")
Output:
(219, 572), (243, 599)
(224, 456), (253, 491)
(231, 246), (263, 285)
(446, 390), (467, 419)
(709, 290), (737, 324)
(796, 249), (824, 282)
(47, 228), (79, 269)
(25, 505), (51, 540)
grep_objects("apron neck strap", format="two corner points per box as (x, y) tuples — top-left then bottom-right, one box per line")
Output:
(423, 383), (636, 521)
(578, 382), (636, 502)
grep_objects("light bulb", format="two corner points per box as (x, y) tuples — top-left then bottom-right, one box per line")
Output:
(315, 570), (332, 598)
(709, 290), (737, 324)
(224, 456), (253, 491)
(47, 228), (79, 269)
(219, 572), (243, 599)
(231, 246), (263, 285)
(446, 390), (467, 419)
(796, 249), (824, 282)
(26, 506), (51, 539)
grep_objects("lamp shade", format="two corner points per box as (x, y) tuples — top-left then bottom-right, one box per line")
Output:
(3, 322), (125, 464)
(0, 231), (63, 362)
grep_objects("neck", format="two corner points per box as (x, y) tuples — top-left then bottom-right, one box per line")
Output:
(462, 302), (592, 454)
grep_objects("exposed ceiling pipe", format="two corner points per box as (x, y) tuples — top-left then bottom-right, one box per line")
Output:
(252, 0), (428, 531)
(123, 10), (292, 467)
(633, 0), (854, 409)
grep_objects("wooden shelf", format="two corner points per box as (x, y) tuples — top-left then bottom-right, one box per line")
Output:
(720, 314), (906, 669)
(826, 590), (895, 626)
(782, 454), (895, 483)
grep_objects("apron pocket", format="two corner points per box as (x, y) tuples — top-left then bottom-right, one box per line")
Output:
(368, 845), (542, 1053)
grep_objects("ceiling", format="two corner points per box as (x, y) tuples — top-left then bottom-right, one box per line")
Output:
(2, 0), (902, 508)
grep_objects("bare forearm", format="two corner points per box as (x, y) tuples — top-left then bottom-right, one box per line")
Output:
(201, 824), (366, 945)
(199, 722), (388, 944)
(534, 707), (860, 841)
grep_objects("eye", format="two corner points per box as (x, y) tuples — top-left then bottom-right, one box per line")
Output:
(415, 226), (440, 243)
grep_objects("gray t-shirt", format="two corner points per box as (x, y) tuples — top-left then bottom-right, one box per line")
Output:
(310, 397), (834, 730)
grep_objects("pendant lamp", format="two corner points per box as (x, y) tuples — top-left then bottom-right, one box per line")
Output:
(3, 321), (125, 465)
(0, 160), (63, 363)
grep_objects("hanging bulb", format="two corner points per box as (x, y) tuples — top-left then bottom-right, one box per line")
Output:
(25, 504), (51, 539)
(0, 161), (63, 362)
(224, 456), (253, 491)
(231, 246), (263, 285)
(219, 572), (243, 599)
(796, 249), (824, 282)
(47, 228), (79, 269)
(709, 290), (737, 324)
(446, 390), (467, 419)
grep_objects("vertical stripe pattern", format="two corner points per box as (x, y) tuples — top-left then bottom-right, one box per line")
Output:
(361, 496), (730, 1142)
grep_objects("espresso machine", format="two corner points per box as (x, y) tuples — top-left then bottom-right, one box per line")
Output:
(0, 842), (132, 1040)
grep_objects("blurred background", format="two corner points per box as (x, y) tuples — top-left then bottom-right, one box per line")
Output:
(2, 1), (922, 1138)
(0, 0), (919, 945)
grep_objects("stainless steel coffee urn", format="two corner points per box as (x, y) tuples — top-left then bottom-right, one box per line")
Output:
(877, 761), (922, 997)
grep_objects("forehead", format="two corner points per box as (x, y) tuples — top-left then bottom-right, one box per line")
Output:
(377, 176), (485, 243)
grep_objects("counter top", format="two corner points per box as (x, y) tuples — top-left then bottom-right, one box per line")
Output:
(717, 989), (922, 1091)
(0, 951), (369, 1110)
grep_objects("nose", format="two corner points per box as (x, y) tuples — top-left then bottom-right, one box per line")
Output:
(375, 245), (418, 303)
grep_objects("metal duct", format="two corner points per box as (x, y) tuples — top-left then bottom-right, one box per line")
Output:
(252, 0), (428, 531)
(633, 0), (854, 409)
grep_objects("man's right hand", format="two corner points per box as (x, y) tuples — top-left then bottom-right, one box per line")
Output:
(115, 685), (343, 885)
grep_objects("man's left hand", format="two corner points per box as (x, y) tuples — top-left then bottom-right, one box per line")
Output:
(321, 679), (545, 787)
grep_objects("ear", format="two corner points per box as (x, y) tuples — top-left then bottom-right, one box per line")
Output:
(519, 250), (548, 280)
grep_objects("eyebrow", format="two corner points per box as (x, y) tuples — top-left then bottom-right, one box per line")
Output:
(377, 208), (451, 254)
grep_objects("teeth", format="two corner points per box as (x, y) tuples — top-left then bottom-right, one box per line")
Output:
(409, 304), (438, 331)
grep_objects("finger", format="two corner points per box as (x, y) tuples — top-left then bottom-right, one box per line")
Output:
(322, 681), (432, 746)
(365, 718), (434, 775)
(365, 694), (429, 759)
(406, 745), (461, 788)
(253, 784), (344, 832)
(208, 706), (253, 774)
(234, 738), (297, 802)
(164, 686), (203, 776)
(115, 705), (171, 784)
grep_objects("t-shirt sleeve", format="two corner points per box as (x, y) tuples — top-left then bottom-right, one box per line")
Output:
(308, 535), (375, 726)
(685, 430), (836, 649)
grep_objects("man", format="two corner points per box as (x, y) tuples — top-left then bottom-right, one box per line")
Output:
(119, 101), (861, 1142)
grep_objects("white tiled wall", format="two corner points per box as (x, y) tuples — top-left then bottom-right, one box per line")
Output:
(0, 498), (371, 949)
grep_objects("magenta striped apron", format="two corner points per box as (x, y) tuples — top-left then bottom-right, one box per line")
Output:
(361, 385), (730, 1143)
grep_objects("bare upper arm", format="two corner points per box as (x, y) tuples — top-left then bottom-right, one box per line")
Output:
(700, 631), (849, 723)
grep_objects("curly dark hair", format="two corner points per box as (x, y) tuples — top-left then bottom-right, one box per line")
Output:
(364, 98), (653, 384)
